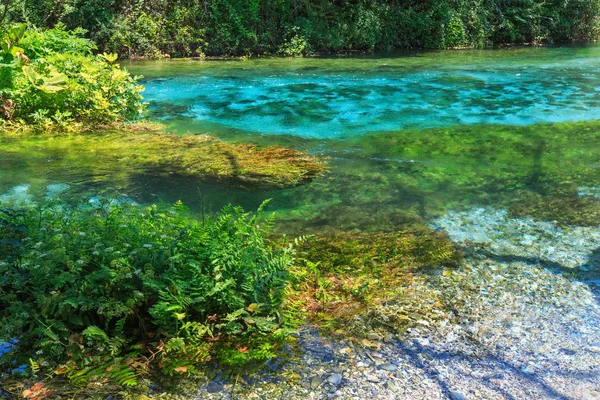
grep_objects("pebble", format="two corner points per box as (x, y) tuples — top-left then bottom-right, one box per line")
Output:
(310, 375), (324, 389)
(205, 381), (223, 393)
(377, 363), (398, 372)
(327, 373), (342, 385)
(449, 390), (465, 400)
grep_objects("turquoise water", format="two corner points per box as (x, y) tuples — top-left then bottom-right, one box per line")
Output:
(3, 47), (600, 234)
(135, 47), (600, 138)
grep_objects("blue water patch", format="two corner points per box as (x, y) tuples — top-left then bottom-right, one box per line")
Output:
(141, 58), (600, 138)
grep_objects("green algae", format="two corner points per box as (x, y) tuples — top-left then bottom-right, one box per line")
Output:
(263, 121), (600, 234)
(285, 227), (462, 337)
(0, 130), (326, 193)
(510, 191), (600, 226)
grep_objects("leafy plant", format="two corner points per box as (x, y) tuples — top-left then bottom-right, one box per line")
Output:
(0, 197), (296, 385)
(0, 24), (144, 129)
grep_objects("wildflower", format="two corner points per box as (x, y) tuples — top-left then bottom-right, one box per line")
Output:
(36, 350), (43, 355)
(78, 232), (86, 236)
(143, 243), (153, 248)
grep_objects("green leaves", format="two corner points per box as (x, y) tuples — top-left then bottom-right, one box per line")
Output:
(0, 198), (295, 385)
(98, 52), (118, 63)
(1, 25), (144, 128)
(82, 325), (110, 344)
(22, 65), (68, 93)
(0, 23), (26, 61)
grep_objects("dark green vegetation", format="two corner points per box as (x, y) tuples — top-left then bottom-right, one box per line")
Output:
(0, 24), (144, 130)
(2, 0), (599, 58)
(0, 198), (296, 391)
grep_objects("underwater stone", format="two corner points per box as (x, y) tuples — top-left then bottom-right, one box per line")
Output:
(206, 381), (224, 393)
(377, 363), (398, 372)
(328, 373), (343, 385)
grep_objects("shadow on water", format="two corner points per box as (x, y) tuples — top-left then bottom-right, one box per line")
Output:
(396, 339), (589, 400)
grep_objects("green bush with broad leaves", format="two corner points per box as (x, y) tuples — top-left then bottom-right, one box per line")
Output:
(0, 24), (144, 130)
(0, 198), (295, 385)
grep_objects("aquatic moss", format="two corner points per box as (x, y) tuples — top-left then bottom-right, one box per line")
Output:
(285, 227), (462, 337)
(0, 131), (327, 189)
(510, 191), (600, 226)
(302, 228), (462, 274)
(266, 121), (600, 232)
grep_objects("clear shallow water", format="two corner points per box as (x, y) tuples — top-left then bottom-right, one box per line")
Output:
(4, 46), (600, 232)
(133, 46), (600, 138)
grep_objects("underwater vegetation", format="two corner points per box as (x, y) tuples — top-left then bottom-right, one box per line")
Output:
(263, 121), (600, 234)
(0, 130), (327, 191)
(285, 227), (462, 338)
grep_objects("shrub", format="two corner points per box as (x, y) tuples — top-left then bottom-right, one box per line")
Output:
(0, 24), (144, 130)
(0, 197), (295, 384)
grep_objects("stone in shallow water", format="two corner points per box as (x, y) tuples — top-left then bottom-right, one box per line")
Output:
(206, 381), (224, 393)
(377, 363), (398, 372)
(310, 375), (324, 389)
(449, 391), (465, 400)
(328, 373), (343, 385)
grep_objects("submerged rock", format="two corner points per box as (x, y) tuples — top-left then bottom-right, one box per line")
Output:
(327, 373), (342, 385)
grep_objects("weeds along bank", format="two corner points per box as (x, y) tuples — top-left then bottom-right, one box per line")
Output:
(2, 0), (600, 59)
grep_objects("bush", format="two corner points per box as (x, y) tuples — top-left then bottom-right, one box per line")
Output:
(0, 198), (295, 384)
(0, 24), (144, 130)
(15, 0), (600, 58)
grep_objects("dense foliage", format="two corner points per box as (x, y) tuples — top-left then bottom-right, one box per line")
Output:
(2, 0), (599, 58)
(0, 24), (144, 129)
(0, 198), (295, 385)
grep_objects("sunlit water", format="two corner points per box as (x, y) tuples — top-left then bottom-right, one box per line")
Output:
(137, 47), (600, 138)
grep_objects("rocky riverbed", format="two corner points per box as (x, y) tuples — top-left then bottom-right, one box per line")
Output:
(195, 207), (600, 400)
